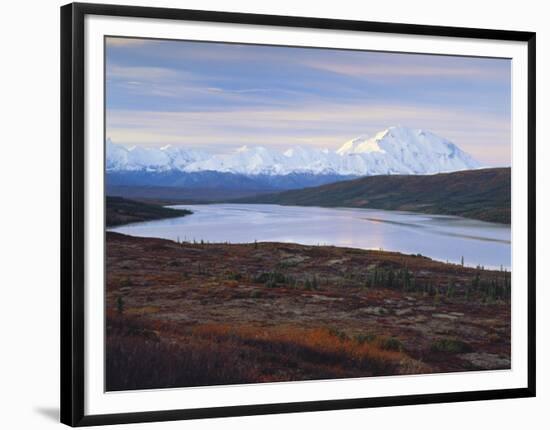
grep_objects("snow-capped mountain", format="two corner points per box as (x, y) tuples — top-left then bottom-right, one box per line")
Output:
(106, 126), (482, 180)
(334, 127), (481, 175)
(106, 138), (210, 172)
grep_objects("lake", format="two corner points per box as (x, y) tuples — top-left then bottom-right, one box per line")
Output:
(109, 204), (511, 269)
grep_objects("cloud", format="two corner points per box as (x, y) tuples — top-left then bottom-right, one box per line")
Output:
(106, 64), (185, 81)
(106, 62), (309, 107)
(303, 61), (508, 80)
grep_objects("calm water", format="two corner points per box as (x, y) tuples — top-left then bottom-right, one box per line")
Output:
(109, 204), (511, 269)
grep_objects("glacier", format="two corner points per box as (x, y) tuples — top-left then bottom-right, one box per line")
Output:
(106, 126), (482, 177)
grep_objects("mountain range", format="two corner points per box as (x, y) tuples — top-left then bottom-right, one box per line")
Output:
(106, 126), (482, 191)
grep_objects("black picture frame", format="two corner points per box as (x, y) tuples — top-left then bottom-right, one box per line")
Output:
(60, 2), (536, 426)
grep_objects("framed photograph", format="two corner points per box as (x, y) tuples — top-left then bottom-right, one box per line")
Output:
(60, 2), (536, 426)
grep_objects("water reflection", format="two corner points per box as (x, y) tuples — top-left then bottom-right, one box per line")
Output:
(109, 204), (511, 269)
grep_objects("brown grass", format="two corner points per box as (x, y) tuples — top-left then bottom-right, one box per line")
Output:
(106, 315), (419, 391)
(192, 323), (407, 370)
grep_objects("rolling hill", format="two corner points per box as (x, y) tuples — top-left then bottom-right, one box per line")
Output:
(106, 196), (192, 227)
(236, 167), (511, 224)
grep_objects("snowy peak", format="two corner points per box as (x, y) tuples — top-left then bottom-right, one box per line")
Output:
(106, 126), (482, 177)
(336, 136), (366, 155)
(184, 145), (291, 175)
(106, 139), (210, 172)
(336, 126), (481, 174)
(336, 134), (385, 155)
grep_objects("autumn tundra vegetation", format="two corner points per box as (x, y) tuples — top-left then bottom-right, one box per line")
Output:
(106, 231), (511, 391)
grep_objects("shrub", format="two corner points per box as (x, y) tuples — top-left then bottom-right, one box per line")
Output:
(303, 276), (318, 290)
(354, 333), (377, 344)
(119, 276), (132, 288)
(376, 336), (403, 352)
(430, 338), (472, 353)
(227, 272), (242, 281)
(254, 271), (298, 288)
(116, 296), (124, 314)
(254, 271), (286, 285)
(328, 327), (348, 341)
(249, 290), (263, 299)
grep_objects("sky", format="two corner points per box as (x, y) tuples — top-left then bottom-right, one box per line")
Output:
(106, 37), (511, 166)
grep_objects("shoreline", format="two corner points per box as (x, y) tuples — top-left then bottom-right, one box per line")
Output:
(108, 201), (511, 271)
(105, 195), (192, 227)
